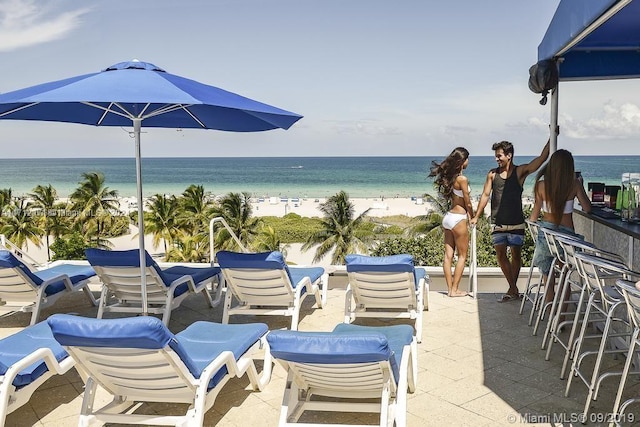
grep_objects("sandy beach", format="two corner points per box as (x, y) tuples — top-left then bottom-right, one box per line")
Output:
(250, 196), (433, 218)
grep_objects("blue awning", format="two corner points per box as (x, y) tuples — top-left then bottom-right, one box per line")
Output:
(538, 0), (640, 80)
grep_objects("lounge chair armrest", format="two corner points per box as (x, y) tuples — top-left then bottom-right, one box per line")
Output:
(2, 347), (71, 385)
(40, 274), (74, 292)
(168, 275), (198, 293)
(199, 350), (239, 380)
(294, 276), (311, 298)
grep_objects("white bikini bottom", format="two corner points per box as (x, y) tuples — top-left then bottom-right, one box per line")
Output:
(442, 212), (467, 230)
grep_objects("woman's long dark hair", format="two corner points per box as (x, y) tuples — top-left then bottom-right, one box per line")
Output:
(534, 149), (575, 225)
(429, 147), (469, 200)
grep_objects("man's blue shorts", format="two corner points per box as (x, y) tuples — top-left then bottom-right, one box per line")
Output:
(491, 232), (525, 247)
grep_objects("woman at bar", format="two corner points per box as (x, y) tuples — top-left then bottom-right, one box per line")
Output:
(529, 149), (591, 300)
(429, 147), (474, 297)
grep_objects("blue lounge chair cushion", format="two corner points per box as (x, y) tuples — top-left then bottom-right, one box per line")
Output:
(174, 321), (268, 389)
(158, 265), (220, 286)
(48, 314), (268, 390)
(217, 251), (288, 270)
(267, 323), (413, 383)
(218, 250), (323, 290)
(288, 266), (325, 286)
(0, 321), (68, 388)
(345, 254), (424, 290)
(0, 251), (95, 296)
(48, 314), (173, 349)
(85, 249), (218, 297)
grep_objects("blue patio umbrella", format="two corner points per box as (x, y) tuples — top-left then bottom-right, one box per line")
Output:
(0, 59), (303, 314)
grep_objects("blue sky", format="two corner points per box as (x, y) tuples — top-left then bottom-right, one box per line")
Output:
(1, 0), (639, 158)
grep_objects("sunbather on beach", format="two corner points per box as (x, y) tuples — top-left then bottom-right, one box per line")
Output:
(429, 147), (474, 297)
(472, 137), (550, 303)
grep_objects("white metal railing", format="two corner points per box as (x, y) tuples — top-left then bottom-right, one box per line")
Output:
(0, 234), (45, 268)
(468, 225), (478, 298)
(209, 217), (248, 262)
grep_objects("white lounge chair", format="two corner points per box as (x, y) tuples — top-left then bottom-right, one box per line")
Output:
(344, 254), (428, 343)
(47, 314), (272, 427)
(0, 321), (76, 425)
(85, 248), (221, 325)
(266, 323), (417, 427)
(0, 250), (97, 325)
(217, 251), (328, 330)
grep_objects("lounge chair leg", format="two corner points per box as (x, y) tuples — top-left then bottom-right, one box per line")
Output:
(222, 287), (232, 324)
(344, 286), (354, 324)
(82, 284), (98, 307)
(29, 306), (40, 326)
(202, 281), (215, 308)
(97, 287), (109, 319)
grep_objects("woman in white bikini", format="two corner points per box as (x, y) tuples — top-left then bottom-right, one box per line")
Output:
(529, 149), (591, 301)
(429, 147), (474, 297)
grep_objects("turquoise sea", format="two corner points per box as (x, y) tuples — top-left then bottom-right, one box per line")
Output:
(0, 156), (636, 199)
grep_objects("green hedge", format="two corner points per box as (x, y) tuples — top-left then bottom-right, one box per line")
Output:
(257, 214), (535, 268)
(260, 214), (324, 243)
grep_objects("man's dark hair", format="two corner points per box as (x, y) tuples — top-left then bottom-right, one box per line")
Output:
(491, 140), (514, 156)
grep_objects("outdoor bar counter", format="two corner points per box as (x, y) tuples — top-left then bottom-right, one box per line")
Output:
(573, 206), (640, 272)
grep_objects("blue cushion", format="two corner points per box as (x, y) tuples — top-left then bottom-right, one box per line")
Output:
(333, 323), (414, 381)
(217, 250), (294, 284)
(345, 254), (423, 289)
(173, 321), (268, 389)
(86, 248), (164, 279)
(86, 248), (218, 297)
(48, 315), (268, 390)
(217, 251), (287, 270)
(34, 264), (96, 296)
(414, 267), (427, 283)
(48, 314), (174, 349)
(0, 250), (46, 286)
(0, 321), (68, 388)
(288, 266), (325, 288)
(0, 251), (96, 296)
(267, 323), (413, 384)
(345, 254), (414, 273)
(162, 265), (220, 284)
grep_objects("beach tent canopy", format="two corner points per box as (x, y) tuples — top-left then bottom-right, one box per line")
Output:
(533, 0), (640, 151)
(538, 0), (640, 80)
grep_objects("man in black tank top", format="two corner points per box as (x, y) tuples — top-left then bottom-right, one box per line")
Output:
(472, 139), (550, 302)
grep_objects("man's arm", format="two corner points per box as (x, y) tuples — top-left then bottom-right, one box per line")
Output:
(471, 170), (494, 225)
(518, 138), (550, 181)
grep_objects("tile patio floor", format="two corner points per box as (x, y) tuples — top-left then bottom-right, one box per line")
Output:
(2, 275), (640, 426)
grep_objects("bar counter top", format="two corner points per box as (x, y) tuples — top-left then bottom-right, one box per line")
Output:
(574, 206), (640, 240)
(573, 206), (640, 271)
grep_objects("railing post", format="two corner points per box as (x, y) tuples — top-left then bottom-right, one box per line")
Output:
(468, 225), (478, 298)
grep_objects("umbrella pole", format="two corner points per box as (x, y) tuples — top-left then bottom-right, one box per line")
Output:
(134, 118), (148, 315)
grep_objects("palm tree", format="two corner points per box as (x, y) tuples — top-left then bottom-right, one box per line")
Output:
(212, 192), (261, 251)
(0, 198), (43, 250)
(29, 184), (58, 261)
(253, 224), (289, 256)
(178, 185), (213, 235)
(145, 194), (180, 259)
(0, 188), (12, 218)
(302, 190), (371, 264)
(410, 192), (446, 236)
(165, 230), (208, 263)
(49, 200), (77, 240)
(69, 172), (119, 247)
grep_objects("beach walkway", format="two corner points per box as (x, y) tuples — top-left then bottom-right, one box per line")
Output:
(2, 276), (636, 426)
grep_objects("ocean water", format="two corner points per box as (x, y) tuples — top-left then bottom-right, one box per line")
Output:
(0, 156), (636, 199)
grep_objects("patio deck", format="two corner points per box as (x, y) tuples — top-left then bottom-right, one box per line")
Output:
(2, 274), (638, 426)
